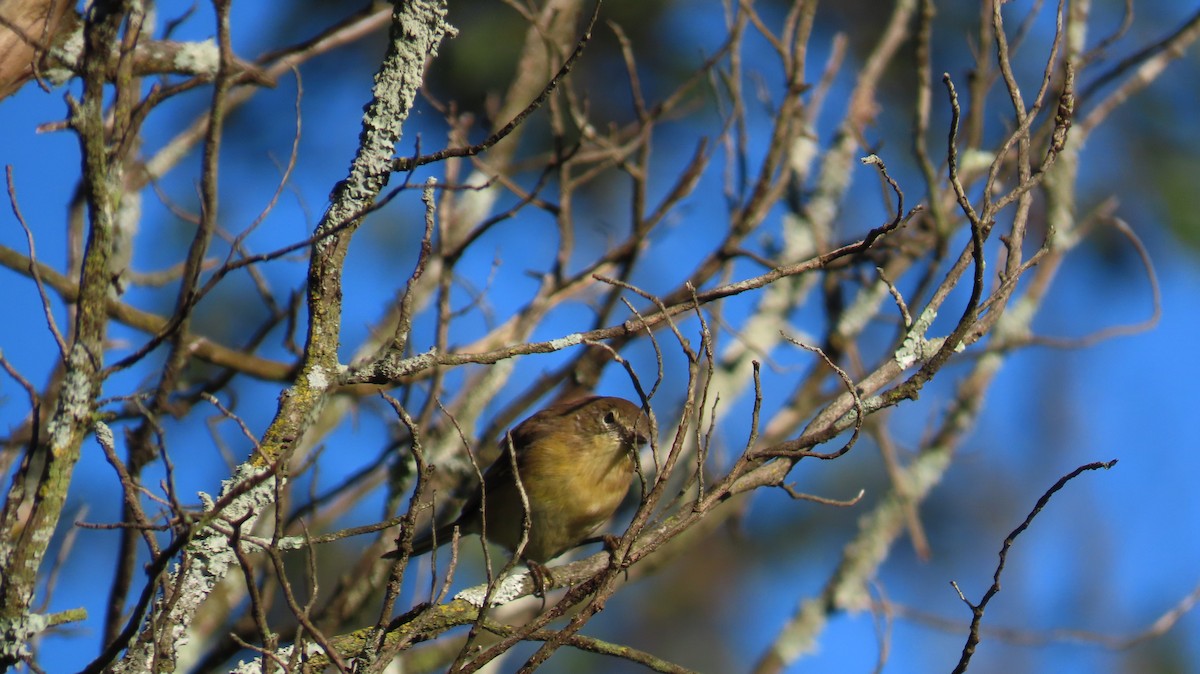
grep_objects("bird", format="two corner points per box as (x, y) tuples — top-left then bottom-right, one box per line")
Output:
(386, 396), (650, 564)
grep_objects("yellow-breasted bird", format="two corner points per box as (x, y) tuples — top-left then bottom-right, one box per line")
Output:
(387, 396), (650, 564)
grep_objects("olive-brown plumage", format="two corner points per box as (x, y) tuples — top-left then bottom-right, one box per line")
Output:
(389, 397), (649, 564)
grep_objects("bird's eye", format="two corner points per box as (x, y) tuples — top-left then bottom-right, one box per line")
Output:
(603, 410), (618, 426)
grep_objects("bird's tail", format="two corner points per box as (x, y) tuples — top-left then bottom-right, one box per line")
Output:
(382, 522), (459, 560)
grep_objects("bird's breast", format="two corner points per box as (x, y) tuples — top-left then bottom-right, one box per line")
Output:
(524, 435), (632, 517)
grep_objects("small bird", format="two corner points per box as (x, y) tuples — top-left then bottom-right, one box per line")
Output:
(388, 396), (650, 564)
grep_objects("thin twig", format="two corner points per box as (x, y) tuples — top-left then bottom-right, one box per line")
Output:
(950, 460), (1119, 674)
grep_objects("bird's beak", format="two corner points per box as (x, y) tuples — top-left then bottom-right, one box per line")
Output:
(632, 414), (652, 446)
